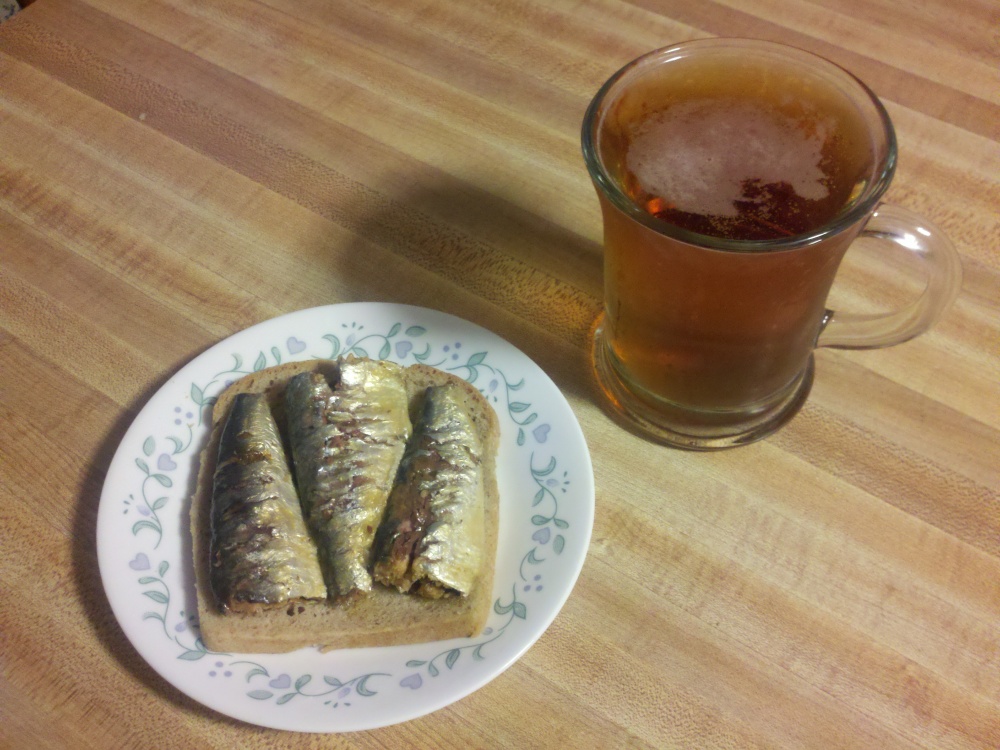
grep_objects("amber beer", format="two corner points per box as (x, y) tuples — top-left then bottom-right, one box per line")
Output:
(583, 40), (892, 447)
(598, 55), (877, 405)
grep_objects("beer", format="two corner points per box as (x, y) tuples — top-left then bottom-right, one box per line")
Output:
(592, 51), (878, 415)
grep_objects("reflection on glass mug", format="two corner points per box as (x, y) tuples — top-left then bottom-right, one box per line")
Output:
(582, 38), (962, 450)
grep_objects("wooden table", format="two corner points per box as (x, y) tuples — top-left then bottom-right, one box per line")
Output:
(2, 1), (998, 747)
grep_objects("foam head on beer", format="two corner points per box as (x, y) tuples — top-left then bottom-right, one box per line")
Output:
(600, 54), (875, 242)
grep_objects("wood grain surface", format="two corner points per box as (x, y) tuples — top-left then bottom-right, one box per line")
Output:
(1, 0), (998, 747)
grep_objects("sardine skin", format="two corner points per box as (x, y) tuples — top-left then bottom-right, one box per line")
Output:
(286, 360), (411, 602)
(209, 393), (326, 613)
(373, 383), (485, 598)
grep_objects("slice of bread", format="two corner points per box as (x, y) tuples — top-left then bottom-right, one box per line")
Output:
(190, 358), (500, 653)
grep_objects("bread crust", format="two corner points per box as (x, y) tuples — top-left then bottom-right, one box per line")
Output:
(191, 358), (500, 653)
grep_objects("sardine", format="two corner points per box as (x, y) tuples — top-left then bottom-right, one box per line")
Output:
(285, 360), (411, 602)
(373, 383), (485, 599)
(209, 393), (326, 613)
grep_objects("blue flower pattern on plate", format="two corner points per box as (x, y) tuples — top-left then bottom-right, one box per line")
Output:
(119, 317), (575, 711)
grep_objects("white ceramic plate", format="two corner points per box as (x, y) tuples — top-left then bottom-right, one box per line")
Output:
(97, 303), (594, 732)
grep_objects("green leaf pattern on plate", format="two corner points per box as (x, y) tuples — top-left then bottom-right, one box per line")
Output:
(122, 319), (574, 708)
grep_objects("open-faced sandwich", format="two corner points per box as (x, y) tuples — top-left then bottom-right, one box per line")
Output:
(190, 357), (500, 653)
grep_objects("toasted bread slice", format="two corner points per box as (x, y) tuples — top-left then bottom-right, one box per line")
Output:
(190, 358), (499, 653)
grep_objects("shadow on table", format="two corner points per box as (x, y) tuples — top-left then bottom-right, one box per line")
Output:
(320, 177), (606, 410)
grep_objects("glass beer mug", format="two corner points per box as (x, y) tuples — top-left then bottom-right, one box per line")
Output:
(582, 39), (962, 449)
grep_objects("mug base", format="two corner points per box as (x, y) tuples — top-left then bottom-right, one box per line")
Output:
(591, 316), (813, 450)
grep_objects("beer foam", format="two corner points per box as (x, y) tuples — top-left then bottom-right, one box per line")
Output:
(626, 98), (831, 218)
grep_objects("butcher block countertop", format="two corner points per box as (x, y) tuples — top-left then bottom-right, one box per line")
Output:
(1, 0), (998, 747)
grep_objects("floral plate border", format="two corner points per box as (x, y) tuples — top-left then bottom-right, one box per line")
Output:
(96, 303), (594, 732)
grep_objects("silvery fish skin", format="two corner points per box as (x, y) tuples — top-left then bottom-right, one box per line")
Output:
(285, 361), (411, 602)
(373, 383), (485, 599)
(209, 392), (326, 613)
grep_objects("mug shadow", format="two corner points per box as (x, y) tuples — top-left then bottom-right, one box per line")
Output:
(322, 177), (606, 410)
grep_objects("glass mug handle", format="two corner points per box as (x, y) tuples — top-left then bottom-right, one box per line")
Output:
(817, 204), (963, 349)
